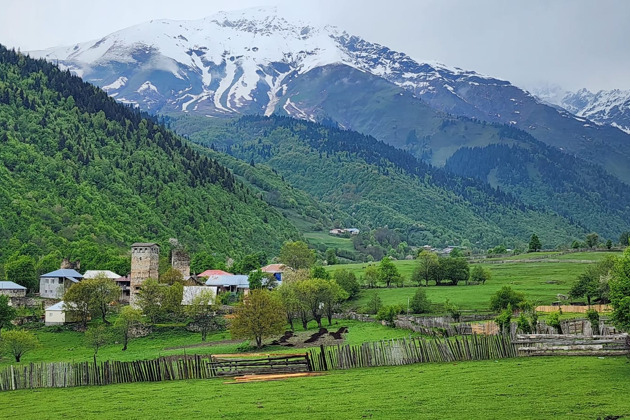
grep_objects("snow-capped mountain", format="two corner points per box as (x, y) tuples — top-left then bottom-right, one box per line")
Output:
(30, 6), (630, 183)
(561, 89), (630, 134)
(27, 7), (548, 122)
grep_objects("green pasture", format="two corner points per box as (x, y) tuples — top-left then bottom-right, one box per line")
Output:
(303, 231), (356, 253)
(0, 320), (413, 368)
(333, 260), (592, 313)
(2, 356), (629, 419)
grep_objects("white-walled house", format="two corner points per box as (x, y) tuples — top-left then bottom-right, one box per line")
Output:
(44, 301), (82, 326)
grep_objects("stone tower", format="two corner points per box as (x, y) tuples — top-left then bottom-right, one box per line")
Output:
(171, 248), (190, 279)
(130, 242), (160, 307)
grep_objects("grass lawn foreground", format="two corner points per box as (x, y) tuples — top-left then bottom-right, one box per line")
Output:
(2, 356), (629, 419)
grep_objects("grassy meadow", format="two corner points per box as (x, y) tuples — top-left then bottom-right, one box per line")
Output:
(0, 319), (416, 368)
(2, 356), (629, 419)
(330, 251), (619, 313)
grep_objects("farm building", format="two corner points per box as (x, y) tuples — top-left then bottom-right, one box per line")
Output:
(0, 281), (27, 297)
(205, 275), (249, 294)
(181, 286), (218, 305)
(44, 301), (82, 326)
(39, 269), (83, 299)
(261, 264), (289, 282)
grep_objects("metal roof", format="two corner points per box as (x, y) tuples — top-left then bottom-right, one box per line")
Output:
(261, 264), (288, 273)
(83, 270), (121, 279)
(0, 281), (27, 290)
(205, 275), (249, 288)
(40, 269), (83, 279)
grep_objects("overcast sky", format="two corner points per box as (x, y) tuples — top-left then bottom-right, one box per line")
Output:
(1, 0), (629, 91)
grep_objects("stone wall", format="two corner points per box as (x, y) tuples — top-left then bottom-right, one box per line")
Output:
(171, 249), (190, 278)
(130, 244), (160, 306)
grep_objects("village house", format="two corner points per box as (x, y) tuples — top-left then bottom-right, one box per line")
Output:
(0, 281), (27, 298)
(205, 274), (249, 294)
(261, 264), (289, 283)
(44, 301), (82, 326)
(39, 269), (83, 299)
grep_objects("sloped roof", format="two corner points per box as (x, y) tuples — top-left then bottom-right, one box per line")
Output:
(40, 269), (83, 279)
(83, 270), (121, 279)
(261, 264), (288, 273)
(205, 275), (249, 288)
(197, 269), (233, 278)
(46, 301), (78, 311)
(0, 281), (27, 290)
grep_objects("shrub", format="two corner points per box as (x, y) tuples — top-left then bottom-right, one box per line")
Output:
(489, 286), (525, 312)
(365, 293), (382, 315)
(586, 309), (600, 334)
(410, 288), (432, 314)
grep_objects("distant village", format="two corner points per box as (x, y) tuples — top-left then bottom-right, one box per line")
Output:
(1, 242), (289, 327)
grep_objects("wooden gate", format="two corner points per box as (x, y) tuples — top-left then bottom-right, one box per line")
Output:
(208, 354), (312, 377)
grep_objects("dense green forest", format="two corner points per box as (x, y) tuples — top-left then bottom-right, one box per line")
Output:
(170, 114), (585, 250)
(445, 139), (630, 238)
(0, 46), (300, 273)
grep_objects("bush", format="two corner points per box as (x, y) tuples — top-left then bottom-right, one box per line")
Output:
(376, 305), (399, 327)
(489, 286), (525, 312)
(410, 288), (432, 314)
(365, 293), (382, 315)
(547, 311), (562, 333)
(586, 309), (600, 334)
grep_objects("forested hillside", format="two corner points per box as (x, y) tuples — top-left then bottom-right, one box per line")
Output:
(171, 115), (585, 249)
(0, 46), (300, 271)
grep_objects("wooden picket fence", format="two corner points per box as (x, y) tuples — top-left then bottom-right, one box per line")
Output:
(307, 334), (518, 371)
(0, 353), (312, 392)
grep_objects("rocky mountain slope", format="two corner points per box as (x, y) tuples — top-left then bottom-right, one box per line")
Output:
(30, 7), (630, 183)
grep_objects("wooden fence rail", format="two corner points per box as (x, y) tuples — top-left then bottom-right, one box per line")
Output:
(307, 334), (518, 371)
(0, 353), (311, 392)
(514, 333), (630, 356)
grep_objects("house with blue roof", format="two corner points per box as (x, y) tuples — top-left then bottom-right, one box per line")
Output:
(39, 269), (83, 299)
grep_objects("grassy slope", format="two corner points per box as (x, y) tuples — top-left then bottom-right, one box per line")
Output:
(3, 357), (629, 419)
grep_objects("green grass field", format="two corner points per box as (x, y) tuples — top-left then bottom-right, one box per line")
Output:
(332, 259), (598, 313)
(2, 356), (628, 419)
(0, 320), (415, 368)
(303, 231), (356, 253)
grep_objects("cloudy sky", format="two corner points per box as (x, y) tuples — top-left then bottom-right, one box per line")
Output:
(1, 0), (628, 91)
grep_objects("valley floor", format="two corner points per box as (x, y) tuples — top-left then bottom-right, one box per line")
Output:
(3, 356), (629, 419)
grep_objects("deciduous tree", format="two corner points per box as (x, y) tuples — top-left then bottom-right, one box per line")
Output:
(185, 290), (223, 341)
(378, 257), (402, 287)
(278, 241), (316, 270)
(0, 295), (16, 333)
(469, 265), (491, 285)
(114, 306), (143, 351)
(412, 251), (439, 286)
(4, 255), (37, 293)
(230, 289), (285, 348)
(1, 329), (40, 362)
(85, 324), (111, 356)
